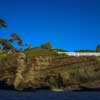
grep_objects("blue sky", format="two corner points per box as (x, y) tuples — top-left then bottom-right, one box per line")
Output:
(0, 0), (100, 51)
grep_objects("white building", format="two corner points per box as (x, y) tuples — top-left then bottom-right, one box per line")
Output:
(57, 52), (100, 56)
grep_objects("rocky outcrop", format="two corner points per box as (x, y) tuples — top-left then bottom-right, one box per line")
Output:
(0, 53), (100, 91)
(14, 53), (26, 90)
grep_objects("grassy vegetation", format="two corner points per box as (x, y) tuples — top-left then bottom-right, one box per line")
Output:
(24, 47), (55, 57)
(0, 53), (8, 59)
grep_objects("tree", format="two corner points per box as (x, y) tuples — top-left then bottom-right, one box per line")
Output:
(41, 42), (52, 50)
(10, 33), (23, 46)
(0, 19), (7, 28)
(25, 44), (32, 49)
(0, 19), (23, 52)
(96, 45), (100, 52)
(0, 38), (14, 50)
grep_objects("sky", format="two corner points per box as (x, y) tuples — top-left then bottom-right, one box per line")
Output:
(0, 0), (100, 51)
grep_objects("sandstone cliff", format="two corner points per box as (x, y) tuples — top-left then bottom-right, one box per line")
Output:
(0, 52), (100, 91)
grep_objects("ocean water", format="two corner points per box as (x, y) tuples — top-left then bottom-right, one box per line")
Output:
(0, 90), (100, 100)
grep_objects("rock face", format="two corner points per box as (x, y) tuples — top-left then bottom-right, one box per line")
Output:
(14, 53), (26, 90)
(0, 52), (100, 91)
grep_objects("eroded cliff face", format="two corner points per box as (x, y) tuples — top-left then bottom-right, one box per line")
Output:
(0, 52), (100, 91)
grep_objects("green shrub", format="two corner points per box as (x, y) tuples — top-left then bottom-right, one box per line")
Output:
(0, 53), (8, 59)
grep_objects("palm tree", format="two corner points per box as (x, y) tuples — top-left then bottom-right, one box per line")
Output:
(0, 19), (7, 28)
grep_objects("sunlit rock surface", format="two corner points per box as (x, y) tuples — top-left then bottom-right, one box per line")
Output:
(0, 52), (100, 91)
